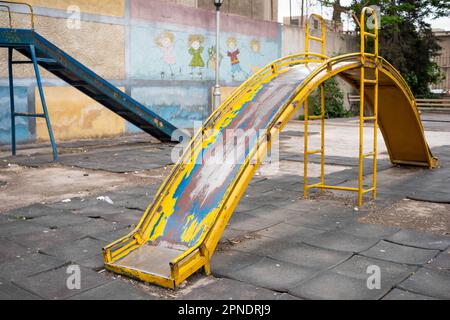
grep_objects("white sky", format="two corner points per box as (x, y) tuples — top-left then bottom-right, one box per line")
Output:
(278, 0), (450, 31)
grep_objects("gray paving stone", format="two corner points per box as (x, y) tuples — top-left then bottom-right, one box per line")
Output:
(0, 215), (13, 224)
(228, 213), (279, 232)
(386, 229), (450, 250)
(230, 257), (318, 291)
(276, 293), (303, 300)
(0, 278), (41, 300)
(262, 241), (352, 270)
(14, 264), (112, 300)
(0, 220), (48, 237)
(41, 237), (107, 261)
(0, 238), (31, 264)
(183, 277), (283, 300)
(8, 228), (84, 251)
(221, 227), (247, 241)
(330, 255), (416, 283)
(234, 201), (267, 214)
(246, 182), (276, 194)
(75, 255), (105, 271)
(110, 195), (152, 211)
(303, 230), (379, 253)
(90, 227), (134, 243)
(0, 253), (65, 280)
(287, 210), (355, 231)
(70, 280), (153, 300)
(361, 241), (439, 266)
(426, 249), (450, 272)
(102, 211), (142, 227)
(6, 204), (69, 219)
(382, 288), (438, 300)
(399, 267), (450, 299)
(71, 202), (126, 218)
(65, 219), (124, 236)
(289, 271), (389, 300)
(228, 235), (279, 256)
(243, 205), (298, 222)
(46, 197), (98, 210)
(338, 222), (400, 239)
(257, 223), (325, 242)
(30, 214), (92, 229)
(211, 250), (264, 278)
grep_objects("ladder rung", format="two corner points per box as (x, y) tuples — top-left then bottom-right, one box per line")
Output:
(363, 152), (375, 158)
(306, 149), (322, 155)
(307, 184), (359, 192)
(362, 187), (375, 194)
(364, 79), (377, 84)
(11, 60), (32, 64)
(308, 115), (323, 120)
(364, 32), (376, 38)
(36, 57), (57, 64)
(308, 36), (323, 42)
(14, 112), (45, 118)
(363, 116), (377, 121)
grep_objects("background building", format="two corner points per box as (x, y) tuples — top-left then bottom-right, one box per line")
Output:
(433, 30), (450, 94)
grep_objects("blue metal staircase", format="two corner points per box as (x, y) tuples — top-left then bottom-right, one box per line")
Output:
(1, 28), (180, 160)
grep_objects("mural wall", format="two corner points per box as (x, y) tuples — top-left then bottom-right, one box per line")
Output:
(2, 0), (360, 145)
(128, 0), (281, 130)
(0, 87), (29, 144)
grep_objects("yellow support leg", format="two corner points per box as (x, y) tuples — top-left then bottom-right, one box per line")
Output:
(358, 65), (365, 207)
(304, 98), (309, 199)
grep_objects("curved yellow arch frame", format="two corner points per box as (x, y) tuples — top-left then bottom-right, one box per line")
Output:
(103, 9), (437, 289)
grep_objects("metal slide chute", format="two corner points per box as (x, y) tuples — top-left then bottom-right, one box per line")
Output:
(103, 8), (436, 288)
(103, 53), (436, 288)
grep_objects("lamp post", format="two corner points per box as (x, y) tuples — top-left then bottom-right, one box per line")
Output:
(213, 0), (224, 110)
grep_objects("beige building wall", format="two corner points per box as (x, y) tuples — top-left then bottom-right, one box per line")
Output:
(433, 31), (450, 92)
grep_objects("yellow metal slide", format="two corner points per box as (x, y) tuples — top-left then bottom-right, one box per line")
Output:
(103, 9), (437, 288)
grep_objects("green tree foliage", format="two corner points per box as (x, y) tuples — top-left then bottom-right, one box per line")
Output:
(323, 0), (449, 97)
(309, 78), (351, 119)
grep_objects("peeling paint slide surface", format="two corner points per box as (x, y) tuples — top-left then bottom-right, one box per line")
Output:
(145, 63), (319, 249)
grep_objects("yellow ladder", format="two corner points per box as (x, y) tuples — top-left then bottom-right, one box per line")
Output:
(303, 8), (380, 207)
(304, 14), (326, 198)
(358, 7), (379, 206)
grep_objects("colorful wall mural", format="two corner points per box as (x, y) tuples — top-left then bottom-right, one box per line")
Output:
(0, 0), (282, 145)
(130, 86), (209, 130)
(0, 87), (29, 144)
(130, 23), (278, 83)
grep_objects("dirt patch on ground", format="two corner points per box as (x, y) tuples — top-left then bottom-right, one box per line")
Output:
(359, 199), (450, 236)
(0, 163), (170, 212)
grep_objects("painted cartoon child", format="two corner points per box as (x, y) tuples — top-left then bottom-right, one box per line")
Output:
(249, 39), (264, 74)
(188, 35), (205, 79)
(207, 46), (223, 70)
(226, 37), (248, 81)
(155, 31), (177, 79)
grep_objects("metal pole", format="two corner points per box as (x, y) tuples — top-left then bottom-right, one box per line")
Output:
(8, 48), (16, 156)
(30, 45), (58, 161)
(213, 7), (221, 110)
